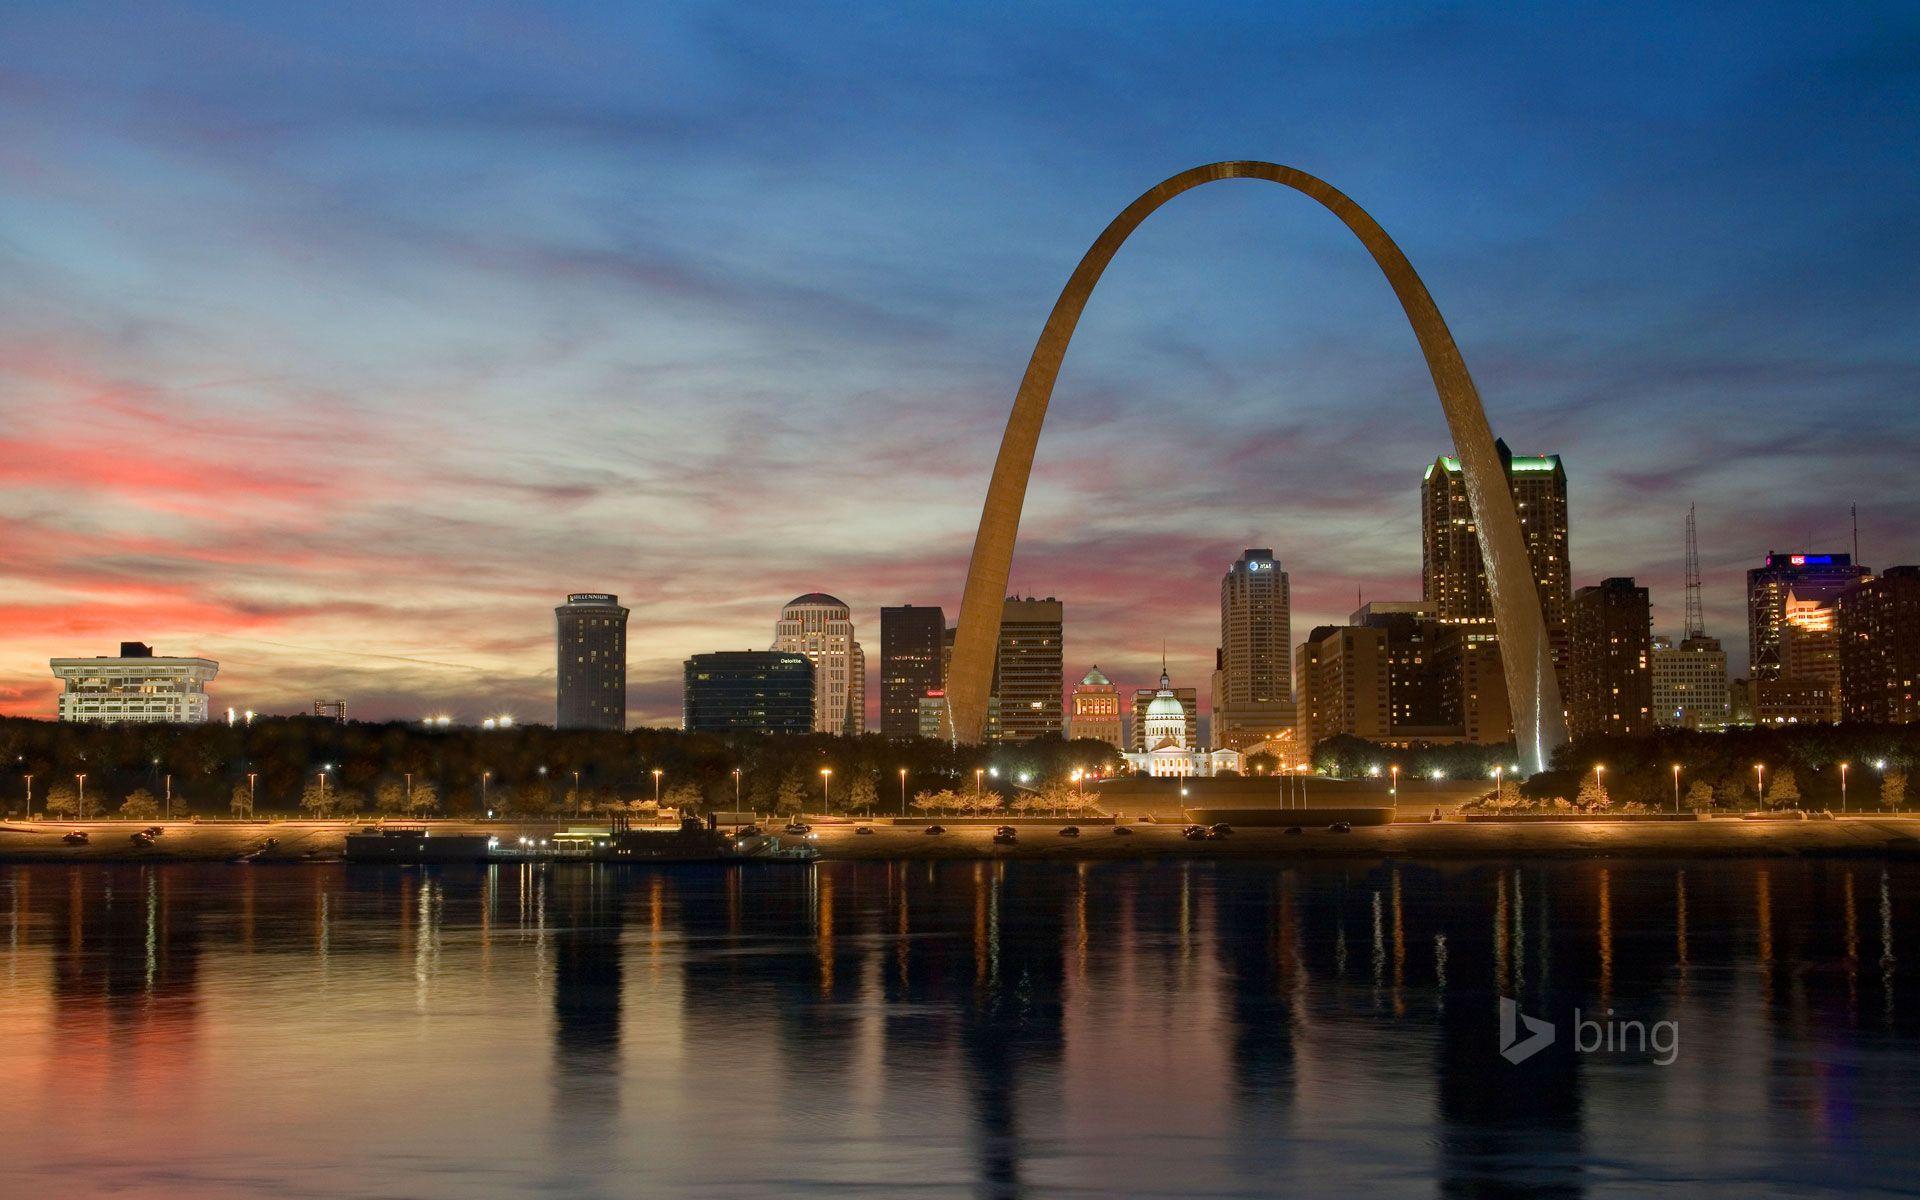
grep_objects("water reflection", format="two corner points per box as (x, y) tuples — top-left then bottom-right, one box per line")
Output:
(2, 859), (1918, 1198)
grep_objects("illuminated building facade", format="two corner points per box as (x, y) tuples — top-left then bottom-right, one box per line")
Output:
(1745, 552), (1870, 680)
(1838, 566), (1920, 724)
(555, 593), (629, 731)
(1422, 441), (1572, 654)
(51, 642), (218, 724)
(1767, 590), (1842, 723)
(1568, 577), (1652, 739)
(771, 593), (865, 735)
(1121, 669), (1240, 777)
(1650, 635), (1730, 730)
(1068, 666), (1125, 749)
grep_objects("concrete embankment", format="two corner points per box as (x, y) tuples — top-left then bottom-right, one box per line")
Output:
(4, 815), (1920, 864)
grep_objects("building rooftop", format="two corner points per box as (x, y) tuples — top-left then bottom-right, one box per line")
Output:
(785, 592), (847, 608)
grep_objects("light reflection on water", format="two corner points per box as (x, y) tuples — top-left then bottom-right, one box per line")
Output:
(2, 859), (1918, 1198)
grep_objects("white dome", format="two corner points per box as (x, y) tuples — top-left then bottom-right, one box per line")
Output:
(1146, 693), (1185, 718)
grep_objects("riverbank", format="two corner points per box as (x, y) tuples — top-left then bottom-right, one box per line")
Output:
(5, 815), (1920, 862)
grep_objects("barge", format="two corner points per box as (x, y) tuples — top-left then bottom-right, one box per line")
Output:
(346, 817), (819, 865)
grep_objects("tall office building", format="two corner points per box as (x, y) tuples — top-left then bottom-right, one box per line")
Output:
(1294, 625), (1391, 746)
(1211, 549), (1295, 749)
(1422, 440), (1572, 652)
(989, 596), (1064, 742)
(50, 642), (218, 724)
(1354, 607), (1455, 735)
(1838, 566), (1920, 724)
(1568, 577), (1652, 739)
(772, 593), (864, 735)
(1746, 552), (1870, 680)
(555, 593), (629, 730)
(1068, 666), (1125, 749)
(879, 605), (945, 739)
(683, 651), (815, 735)
(1650, 635), (1730, 730)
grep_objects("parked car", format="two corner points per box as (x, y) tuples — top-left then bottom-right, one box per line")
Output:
(261, 836), (279, 850)
(1209, 822), (1233, 836)
(924, 824), (946, 835)
(62, 830), (89, 845)
(784, 822), (812, 835)
(736, 824), (762, 837)
(1112, 825), (1133, 836)
(130, 830), (154, 846)
(1182, 825), (1209, 841)
(143, 825), (165, 838)
(1328, 821), (1353, 833)
(854, 825), (875, 835)
(1059, 826), (1080, 838)
(1284, 826), (1304, 836)
(992, 826), (1018, 845)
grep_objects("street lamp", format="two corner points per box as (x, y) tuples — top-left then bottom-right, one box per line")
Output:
(164, 773), (172, 822)
(974, 768), (984, 795)
(1671, 764), (1682, 814)
(22, 773), (32, 821)
(1389, 764), (1399, 799)
(481, 769), (491, 815)
(319, 765), (333, 810)
(1839, 761), (1850, 814)
(819, 767), (832, 813)
(733, 767), (742, 812)
(898, 767), (908, 817)
(1754, 763), (1766, 810)
(651, 768), (663, 805)
(247, 772), (258, 819)
(76, 773), (87, 820)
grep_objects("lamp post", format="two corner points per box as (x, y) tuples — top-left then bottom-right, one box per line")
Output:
(573, 770), (583, 815)
(481, 769), (491, 816)
(1672, 764), (1681, 813)
(898, 768), (908, 817)
(404, 772), (413, 811)
(1493, 764), (1504, 799)
(1754, 763), (1766, 810)
(733, 768), (742, 812)
(652, 768), (663, 806)
(164, 773), (172, 822)
(319, 766), (332, 812)
(819, 767), (832, 814)
(247, 773), (258, 819)
(1593, 763), (1605, 797)
(76, 773), (86, 820)
(1839, 761), (1849, 814)
(23, 773), (32, 821)
(1389, 764), (1399, 800)
(975, 767), (984, 795)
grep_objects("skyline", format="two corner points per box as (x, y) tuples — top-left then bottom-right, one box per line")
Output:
(4, 4), (1917, 725)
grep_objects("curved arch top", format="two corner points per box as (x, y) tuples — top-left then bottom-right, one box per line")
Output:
(945, 161), (1567, 774)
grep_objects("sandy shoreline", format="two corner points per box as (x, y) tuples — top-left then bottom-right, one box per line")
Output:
(4, 815), (1920, 863)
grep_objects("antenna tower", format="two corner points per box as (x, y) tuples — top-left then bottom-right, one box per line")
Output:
(1683, 503), (1704, 640)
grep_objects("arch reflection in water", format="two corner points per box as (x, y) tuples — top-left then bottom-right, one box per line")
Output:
(0, 861), (1917, 1197)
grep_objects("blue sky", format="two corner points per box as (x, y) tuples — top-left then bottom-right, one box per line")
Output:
(1, 1), (1916, 723)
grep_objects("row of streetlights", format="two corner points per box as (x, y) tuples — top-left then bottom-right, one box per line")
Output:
(1584, 758), (1896, 814)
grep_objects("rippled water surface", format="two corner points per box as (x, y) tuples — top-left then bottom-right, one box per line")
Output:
(4, 859), (1919, 1198)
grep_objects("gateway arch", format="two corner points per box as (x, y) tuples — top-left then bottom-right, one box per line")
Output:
(945, 161), (1568, 775)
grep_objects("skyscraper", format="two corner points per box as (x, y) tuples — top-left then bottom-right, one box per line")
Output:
(1422, 441), (1571, 648)
(683, 651), (815, 735)
(1068, 666), (1124, 749)
(1568, 577), (1652, 739)
(1746, 552), (1870, 680)
(879, 605), (945, 740)
(555, 594), (628, 731)
(1211, 548), (1294, 749)
(989, 596), (1063, 742)
(1837, 565), (1920, 724)
(772, 593), (864, 735)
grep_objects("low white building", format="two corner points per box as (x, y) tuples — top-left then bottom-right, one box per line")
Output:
(1122, 669), (1241, 778)
(50, 642), (218, 724)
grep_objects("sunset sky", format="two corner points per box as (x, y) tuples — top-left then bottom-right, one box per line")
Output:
(3, 3), (1916, 726)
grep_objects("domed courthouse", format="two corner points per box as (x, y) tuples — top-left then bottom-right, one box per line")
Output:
(1122, 669), (1242, 778)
